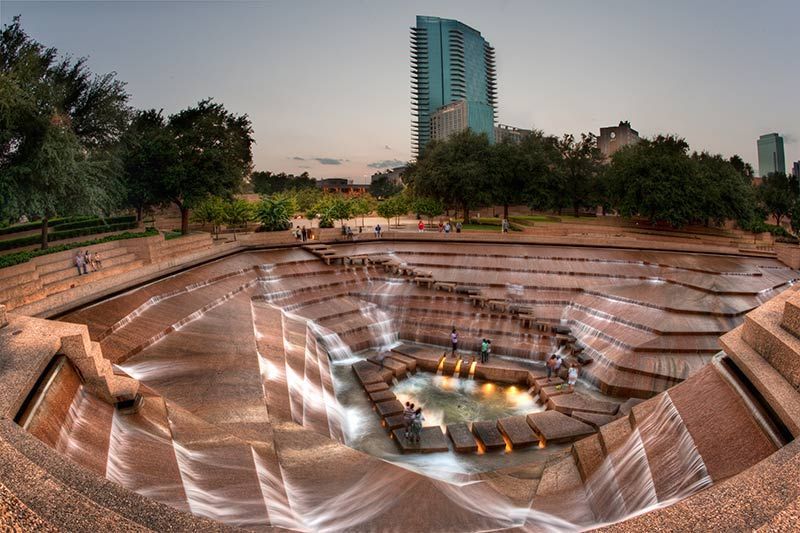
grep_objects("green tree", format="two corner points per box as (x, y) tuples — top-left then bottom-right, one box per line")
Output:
(369, 172), (403, 199)
(553, 133), (604, 217)
(757, 172), (798, 227)
(252, 170), (316, 194)
(256, 194), (293, 231)
(165, 99), (254, 234)
(607, 135), (702, 227)
(191, 196), (226, 238)
(376, 195), (408, 228)
(1, 16), (130, 248)
(693, 152), (756, 227)
(412, 196), (444, 224)
(407, 130), (491, 221)
(350, 194), (377, 227)
(224, 198), (254, 241)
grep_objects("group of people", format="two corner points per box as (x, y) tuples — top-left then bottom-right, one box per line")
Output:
(74, 250), (102, 275)
(402, 401), (425, 442)
(416, 220), (463, 234)
(291, 225), (309, 242)
(546, 353), (579, 390)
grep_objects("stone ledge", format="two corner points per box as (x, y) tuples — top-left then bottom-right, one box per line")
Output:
(720, 326), (800, 438)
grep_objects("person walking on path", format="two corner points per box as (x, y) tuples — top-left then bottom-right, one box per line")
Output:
(455, 221), (462, 233)
(568, 364), (579, 391)
(501, 219), (510, 233)
(410, 407), (425, 443)
(418, 220), (425, 232)
(75, 251), (87, 276)
(444, 221), (451, 234)
(450, 328), (458, 357)
(301, 226), (308, 242)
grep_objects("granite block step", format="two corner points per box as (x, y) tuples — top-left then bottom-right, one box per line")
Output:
(547, 392), (619, 416)
(497, 415), (539, 449)
(472, 421), (506, 452)
(571, 433), (605, 482)
(392, 427), (449, 454)
(383, 414), (407, 431)
(571, 410), (619, 430)
(526, 411), (596, 445)
(375, 399), (404, 417)
(368, 390), (396, 403)
(363, 381), (389, 393)
(446, 423), (479, 453)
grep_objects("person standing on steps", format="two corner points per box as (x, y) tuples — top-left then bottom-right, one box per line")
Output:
(502, 218), (510, 233)
(411, 407), (425, 443)
(418, 220), (425, 232)
(450, 328), (458, 357)
(403, 402), (415, 439)
(301, 225), (308, 242)
(546, 354), (557, 382)
(75, 250), (87, 276)
(568, 364), (579, 391)
(455, 221), (462, 233)
(480, 338), (488, 363)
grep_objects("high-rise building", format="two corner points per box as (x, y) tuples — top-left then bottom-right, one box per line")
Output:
(757, 133), (786, 177)
(495, 124), (533, 144)
(411, 15), (497, 154)
(793, 161), (800, 179)
(598, 121), (640, 159)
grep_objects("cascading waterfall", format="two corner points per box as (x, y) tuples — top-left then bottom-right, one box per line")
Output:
(584, 393), (712, 524)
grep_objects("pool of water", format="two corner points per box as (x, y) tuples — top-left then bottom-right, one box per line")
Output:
(391, 373), (543, 427)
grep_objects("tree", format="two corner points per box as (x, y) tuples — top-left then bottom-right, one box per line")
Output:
(292, 186), (322, 213)
(693, 152), (756, 227)
(369, 172), (403, 198)
(412, 196), (444, 224)
(252, 170), (316, 194)
(256, 194), (293, 231)
(1, 16), (130, 248)
(165, 99), (254, 234)
(407, 130), (492, 221)
(120, 110), (175, 221)
(553, 133), (604, 217)
(191, 196), (225, 238)
(224, 198), (253, 241)
(376, 195), (408, 228)
(350, 194), (377, 227)
(757, 173), (798, 227)
(729, 154), (755, 180)
(607, 135), (702, 227)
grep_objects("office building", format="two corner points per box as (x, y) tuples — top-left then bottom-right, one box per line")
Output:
(757, 133), (786, 177)
(792, 161), (800, 178)
(598, 121), (640, 159)
(495, 124), (533, 144)
(411, 15), (497, 153)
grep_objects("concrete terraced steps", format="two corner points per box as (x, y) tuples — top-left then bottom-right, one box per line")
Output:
(533, 362), (781, 524)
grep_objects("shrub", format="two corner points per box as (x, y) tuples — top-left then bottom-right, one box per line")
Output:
(0, 229), (158, 269)
(0, 221), (139, 251)
(0, 215), (96, 236)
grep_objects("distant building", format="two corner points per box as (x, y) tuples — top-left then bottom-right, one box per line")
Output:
(757, 133), (786, 177)
(316, 178), (368, 196)
(371, 167), (406, 187)
(411, 15), (497, 153)
(792, 161), (800, 179)
(494, 124), (532, 144)
(598, 121), (640, 159)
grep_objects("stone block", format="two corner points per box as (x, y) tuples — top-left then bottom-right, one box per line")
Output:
(383, 414), (406, 430)
(618, 397), (645, 416)
(0, 304), (7, 328)
(571, 410), (618, 430)
(387, 352), (417, 372)
(497, 415), (539, 449)
(375, 399), (404, 417)
(571, 433), (605, 482)
(446, 423), (478, 453)
(547, 392), (619, 416)
(367, 356), (407, 377)
(392, 427), (449, 454)
(471, 421), (506, 452)
(598, 416), (633, 455)
(364, 381), (389, 393)
(526, 411), (595, 445)
(368, 390), (396, 403)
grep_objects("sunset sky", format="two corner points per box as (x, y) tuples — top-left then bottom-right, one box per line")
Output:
(3, 0), (799, 182)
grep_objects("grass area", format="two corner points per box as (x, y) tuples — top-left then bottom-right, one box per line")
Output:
(460, 224), (502, 232)
(0, 228), (158, 269)
(164, 230), (183, 240)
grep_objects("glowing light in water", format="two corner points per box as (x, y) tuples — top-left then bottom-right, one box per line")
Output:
(436, 356), (446, 375)
(453, 358), (463, 376)
(468, 360), (477, 379)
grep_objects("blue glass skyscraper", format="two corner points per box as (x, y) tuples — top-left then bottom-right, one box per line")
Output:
(411, 16), (497, 154)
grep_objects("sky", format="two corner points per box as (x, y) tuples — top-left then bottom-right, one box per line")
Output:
(2, 0), (799, 182)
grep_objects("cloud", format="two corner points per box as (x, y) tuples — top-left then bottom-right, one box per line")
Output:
(368, 159), (406, 169)
(290, 156), (305, 160)
(384, 144), (392, 150)
(313, 157), (344, 165)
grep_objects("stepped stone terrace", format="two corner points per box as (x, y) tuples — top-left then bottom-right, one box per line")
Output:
(2, 232), (800, 531)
